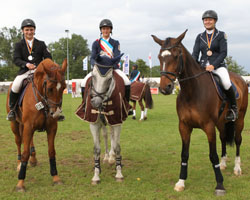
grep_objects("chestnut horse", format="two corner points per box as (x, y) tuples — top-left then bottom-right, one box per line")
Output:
(130, 81), (153, 121)
(152, 30), (248, 195)
(6, 58), (67, 192)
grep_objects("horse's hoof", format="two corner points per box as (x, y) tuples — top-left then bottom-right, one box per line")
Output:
(91, 180), (100, 185)
(132, 116), (136, 120)
(15, 186), (26, 192)
(144, 117), (147, 120)
(234, 169), (242, 176)
(116, 177), (124, 182)
(174, 185), (184, 192)
(214, 189), (226, 196)
(109, 158), (116, 165)
(53, 180), (63, 185)
(220, 165), (226, 170)
(29, 161), (37, 167)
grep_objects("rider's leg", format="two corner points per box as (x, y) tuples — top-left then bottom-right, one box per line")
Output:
(114, 69), (131, 101)
(213, 67), (238, 121)
(7, 73), (26, 121)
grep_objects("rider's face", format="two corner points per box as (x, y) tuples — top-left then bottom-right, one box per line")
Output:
(101, 27), (111, 39)
(22, 27), (35, 40)
(203, 18), (216, 30)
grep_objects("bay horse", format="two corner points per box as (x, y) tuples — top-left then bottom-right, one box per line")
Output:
(6, 58), (67, 192)
(152, 30), (248, 195)
(130, 81), (153, 121)
(75, 54), (129, 184)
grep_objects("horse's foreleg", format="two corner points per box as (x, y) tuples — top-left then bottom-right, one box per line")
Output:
(234, 120), (244, 176)
(47, 128), (62, 185)
(138, 100), (145, 121)
(29, 137), (38, 167)
(132, 101), (136, 120)
(174, 122), (192, 192)
(109, 127), (116, 165)
(102, 126), (109, 163)
(16, 126), (33, 192)
(219, 128), (227, 170)
(112, 126), (123, 181)
(90, 123), (101, 184)
(206, 125), (225, 196)
(11, 122), (22, 172)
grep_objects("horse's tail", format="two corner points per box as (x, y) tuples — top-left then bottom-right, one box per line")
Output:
(144, 83), (153, 109)
(224, 121), (235, 146)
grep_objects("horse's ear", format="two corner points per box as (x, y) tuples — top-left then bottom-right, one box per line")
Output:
(151, 35), (164, 46)
(61, 58), (67, 73)
(175, 29), (188, 44)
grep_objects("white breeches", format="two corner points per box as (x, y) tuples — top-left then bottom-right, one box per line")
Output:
(212, 67), (232, 90)
(11, 69), (36, 93)
(81, 69), (131, 88)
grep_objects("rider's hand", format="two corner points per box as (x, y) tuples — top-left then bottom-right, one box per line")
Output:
(26, 63), (36, 70)
(206, 65), (215, 72)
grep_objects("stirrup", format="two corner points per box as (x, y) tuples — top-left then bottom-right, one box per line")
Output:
(225, 109), (238, 122)
(7, 110), (15, 121)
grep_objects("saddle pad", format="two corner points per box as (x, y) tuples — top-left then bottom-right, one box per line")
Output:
(18, 79), (31, 106)
(211, 74), (239, 100)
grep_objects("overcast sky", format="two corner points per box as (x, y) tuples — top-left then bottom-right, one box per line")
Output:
(1, 0), (250, 72)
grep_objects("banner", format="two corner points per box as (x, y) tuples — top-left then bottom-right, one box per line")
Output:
(148, 52), (152, 69)
(123, 54), (129, 75)
(83, 56), (88, 71)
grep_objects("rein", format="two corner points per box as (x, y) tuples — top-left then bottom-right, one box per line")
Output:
(160, 45), (208, 83)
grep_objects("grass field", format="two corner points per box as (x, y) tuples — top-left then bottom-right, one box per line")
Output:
(1, 93), (250, 200)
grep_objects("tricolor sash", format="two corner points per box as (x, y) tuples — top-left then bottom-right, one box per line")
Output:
(99, 38), (114, 58)
(130, 71), (140, 82)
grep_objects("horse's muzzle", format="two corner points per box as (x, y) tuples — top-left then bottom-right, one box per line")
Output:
(91, 97), (103, 109)
(50, 107), (61, 118)
(159, 83), (174, 95)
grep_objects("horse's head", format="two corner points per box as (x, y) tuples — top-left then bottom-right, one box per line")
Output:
(152, 30), (187, 95)
(90, 54), (123, 109)
(34, 58), (67, 118)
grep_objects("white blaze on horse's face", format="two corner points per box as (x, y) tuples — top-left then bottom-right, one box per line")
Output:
(161, 50), (171, 71)
(56, 82), (61, 91)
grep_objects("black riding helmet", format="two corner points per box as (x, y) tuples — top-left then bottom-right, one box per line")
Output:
(21, 19), (36, 29)
(202, 10), (218, 21)
(99, 19), (113, 30)
(132, 64), (138, 69)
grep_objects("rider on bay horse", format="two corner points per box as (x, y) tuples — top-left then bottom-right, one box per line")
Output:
(81, 19), (132, 114)
(130, 64), (141, 83)
(7, 19), (65, 121)
(192, 10), (238, 121)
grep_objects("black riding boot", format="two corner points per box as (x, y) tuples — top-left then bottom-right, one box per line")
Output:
(125, 85), (133, 115)
(224, 86), (238, 121)
(7, 91), (19, 121)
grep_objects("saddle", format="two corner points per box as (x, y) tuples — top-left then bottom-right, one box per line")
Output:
(75, 71), (131, 125)
(210, 73), (239, 100)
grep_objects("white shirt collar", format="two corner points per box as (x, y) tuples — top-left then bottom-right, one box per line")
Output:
(27, 38), (34, 47)
(206, 29), (214, 34)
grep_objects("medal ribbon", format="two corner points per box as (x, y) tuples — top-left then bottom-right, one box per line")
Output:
(206, 30), (215, 49)
(25, 39), (33, 55)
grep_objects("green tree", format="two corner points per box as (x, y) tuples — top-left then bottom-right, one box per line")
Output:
(226, 56), (247, 75)
(48, 33), (90, 79)
(0, 26), (22, 81)
(135, 59), (150, 77)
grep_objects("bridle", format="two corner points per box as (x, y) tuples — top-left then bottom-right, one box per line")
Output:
(31, 74), (64, 113)
(160, 44), (207, 83)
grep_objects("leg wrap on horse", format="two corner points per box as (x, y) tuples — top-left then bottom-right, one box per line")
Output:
(210, 154), (223, 183)
(18, 162), (28, 180)
(17, 154), (21, 160)
(179, 151), (189, 180)
(30, 146), (35, 156)
(116, 156), (122, 167)
(49, 158), (58, 176)
(94, 159), (101, 173)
